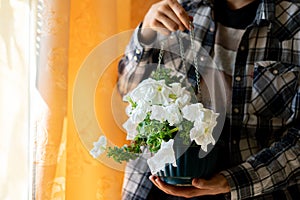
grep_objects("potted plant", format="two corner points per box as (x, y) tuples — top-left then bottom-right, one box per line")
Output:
(90, 68), (219, 185)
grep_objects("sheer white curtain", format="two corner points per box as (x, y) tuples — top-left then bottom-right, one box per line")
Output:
(0, 0), (31, 199)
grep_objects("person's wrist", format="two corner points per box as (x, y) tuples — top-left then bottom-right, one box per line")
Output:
(139, 23), (157, 45)
(219, 174), (230, 193)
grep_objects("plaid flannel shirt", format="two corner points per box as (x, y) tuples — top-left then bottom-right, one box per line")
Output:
(117, 0), (300, 199)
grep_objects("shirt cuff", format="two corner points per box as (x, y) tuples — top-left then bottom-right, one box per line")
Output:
(137, 22), (157, 46)
(220, 162), (263, 200)
(129, 22), (158, 63)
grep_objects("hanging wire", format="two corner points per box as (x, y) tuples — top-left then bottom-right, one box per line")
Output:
(157, 40), (165, 69)
(189, 21), (202, 101)
(157, 21), (202, 101)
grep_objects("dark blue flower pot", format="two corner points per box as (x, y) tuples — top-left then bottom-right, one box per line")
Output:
(157, 141), (219, 186)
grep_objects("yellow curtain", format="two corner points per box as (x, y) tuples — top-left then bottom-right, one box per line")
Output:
(34, 0), (69, 199)
(33, 0), (159, 200)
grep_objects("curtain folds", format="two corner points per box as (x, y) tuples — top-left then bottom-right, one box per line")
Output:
(34, 0), (69, 199)
(33, 0), (160, 199)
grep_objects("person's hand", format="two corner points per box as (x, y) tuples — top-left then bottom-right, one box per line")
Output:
(140, 0), (191, 42)
(149, 174), (230, 198)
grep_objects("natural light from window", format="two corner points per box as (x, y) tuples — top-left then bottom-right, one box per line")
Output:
(0, 0), (30, 199)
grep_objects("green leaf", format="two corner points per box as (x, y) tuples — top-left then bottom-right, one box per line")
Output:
(178, 119), (194, 145)
(150, 68), (182, 86)
(107, 146), (139, 163)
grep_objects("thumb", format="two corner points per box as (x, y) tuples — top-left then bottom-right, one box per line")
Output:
(192, 178), (209, 189)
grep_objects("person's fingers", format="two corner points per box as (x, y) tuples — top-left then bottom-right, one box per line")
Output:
(150, 175), (230, 197)
(167, 0), (191, 30)
(192, 175), (230, 194)
(157, 3), (186, 31)
(150, 176), (213, 198)
(149, 175), (159, 187)
(143, 0), (190, 32)
(192, 178), (211, 189)
(153, 176), (187, 195)
(150, 175), (173, 190)
(155, 12), (179, 32)
(151, 20), (171, 35)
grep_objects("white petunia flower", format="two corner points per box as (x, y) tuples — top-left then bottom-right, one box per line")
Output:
(169, 82), (183, 96)
(147, 139), (176, 174)
(130, 100), (151, 124)
(190, 109), (219, 152)
(193, 133), (215, 152)
(124, 78), (174, 106)
(181, 103), (204, 122)
(128, 79), (157, 102)
(150, 105), (166, 122)
(190, 121), (214, 152)
(170, 83), (192, 106)
(165, 104), (182, 125)
(200, 108), (219, 123)
(158, 86), (173, 105)
(122, 118), (138, 140)
(89, 136), (107, 158)
(175, 93), (191, 108)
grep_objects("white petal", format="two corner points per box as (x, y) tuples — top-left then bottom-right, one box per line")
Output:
(190, 126), (205, 141)
(175, 93), (191, 108)
(125, 104), (133, 116)
(127, 100), (151, 124)
(160, 87), (173, 105)
(131, 109), (147, 124)
(147, 139), (176, 174)
(90, 148), (101, 158)
(195, 134), (216, 152)
(122, 119), (138, 140)
(90, 136), (107, 158)
(129, 78), (173, 105)
(182, 103), (204, 122)
(165, 104), (182, 125)
(170, 82), (182, 96)
(201, 108), (219, 123)
(150, 105), (166, 122)
(93, 135), (107, 147)
(122, 93), (131, 102)
(190, 121), (216, 152)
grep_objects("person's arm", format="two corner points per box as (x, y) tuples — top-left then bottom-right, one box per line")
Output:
(118, 0), (191, 96)
(220, 124), (300, 200)
(117, 23), (159, 96)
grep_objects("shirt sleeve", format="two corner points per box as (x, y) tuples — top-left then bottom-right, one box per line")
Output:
(220, 124), (300, 200)
(117, 23), (160, 96)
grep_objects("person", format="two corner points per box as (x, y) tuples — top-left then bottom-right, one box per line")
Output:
(117, 0), (300, 199)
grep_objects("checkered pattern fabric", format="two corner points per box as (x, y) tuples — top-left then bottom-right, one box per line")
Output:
(118, 0), (300, 199)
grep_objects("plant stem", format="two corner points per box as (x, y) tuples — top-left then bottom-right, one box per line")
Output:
(169, 127), (179, 134)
